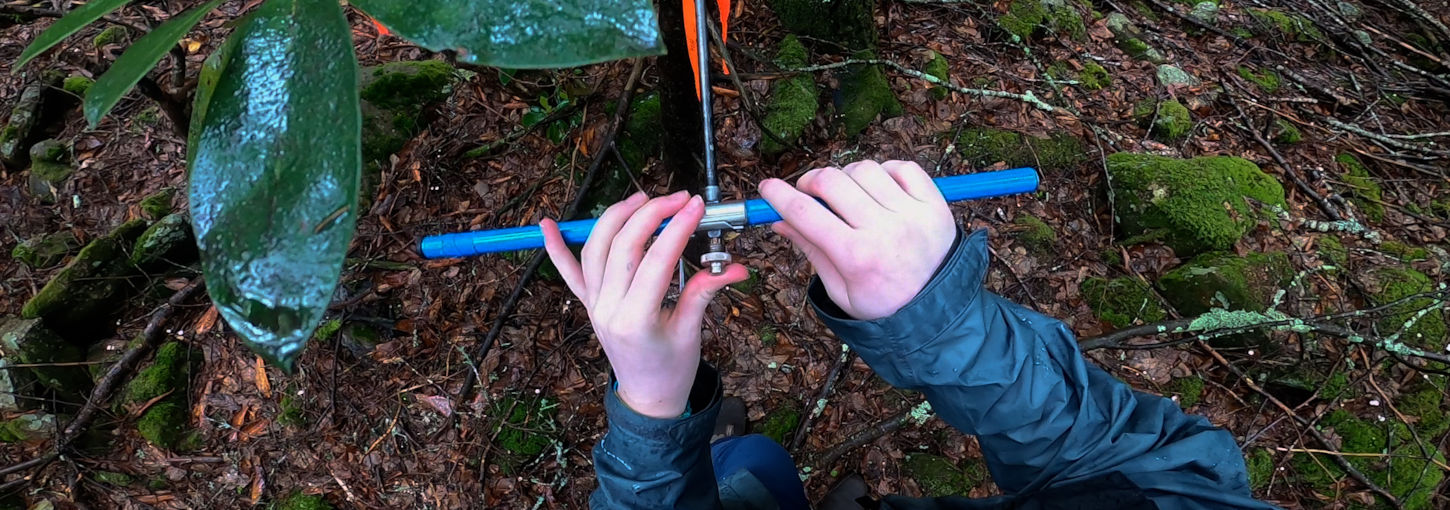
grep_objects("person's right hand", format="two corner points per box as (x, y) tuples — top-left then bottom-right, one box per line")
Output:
(759, 160), (957, 321)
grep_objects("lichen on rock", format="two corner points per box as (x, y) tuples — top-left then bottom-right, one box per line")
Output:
(130, 213), (196, 270)
(1106, 153), (1286, 255)
(1157, 251), (1294, 316)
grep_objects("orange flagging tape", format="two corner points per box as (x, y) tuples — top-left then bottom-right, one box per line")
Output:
(685, 0), (732, 101)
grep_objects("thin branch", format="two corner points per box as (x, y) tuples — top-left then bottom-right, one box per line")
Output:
(782, 59), (1059, 113)
(1325, 118), (1450, 158)
(1226, 93), (1344, 221)
(790, 345), (853, 453)
(815, 408), (912, 468)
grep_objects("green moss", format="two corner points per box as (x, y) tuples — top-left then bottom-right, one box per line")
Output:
(125, 342), (200, 404)
(360, 60), (456, 111)
(1107, 153), (1286, 255)
(1317, 236), (1347, 267)
(1337, 154), (1384, 222)
(1365, 267), (1445, 350)
(1158, 251), (1294, 315)
(770, 0), (877, 51)
(20, 220), (147, 331)
(92, 26), (128, 48)
(1168, 376), (1204, 407)
(956, 128), (1085, 173)
(1320, 371), (1351, 399)
(137, 402), (187, 448)
(133, 106), (160, 128)
(1118, 37), (1163, 63)
(11, 231), (78, 269)
(1246, 448), (1274, 490)
(314, 319), (342, 341)
(1133, 100), (1193, 141)
(1396, 387), (1448, 437)
(1081, 277), (1167, 328)
(130, 213), (195, 269)
(1295, 410), (1446, 509)
(1381, 241), (1429, 262)
(1013, 214), (1056, 254)
(63, 75), (94, 97)
(925, 51), (950, 100)
(1080, 61), (1111, 90)
(904, 454), (980, 497)
(1248, 9), (1325, 42)
(491, 394), (557, 472)
(93, 471), (133, 486)
(759, 406), (800, 444)
(838, 51), (903, 136)
(731, 267), (762, 294)
(1271, 118), (1301, 144)
(272, 492), (333, 510)
(1236, 66), (1281, 93)
(140, 188), (174, 219)
(0, 413), (54, 443)
(758, 324), (779, 347)
(278, 393), (307, 427)
(760, 36), (820, 156)
(998, 0), (1085, 41)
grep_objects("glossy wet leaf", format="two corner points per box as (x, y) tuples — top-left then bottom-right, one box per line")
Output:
(15, 0), (132, 70)
(351, 0), (664, 68)
(185, 15), (246, 168)
(189, 0), (359, 371)
(84, 0), (223, 128)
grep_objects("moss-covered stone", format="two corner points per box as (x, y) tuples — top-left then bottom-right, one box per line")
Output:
(0, 413), (55, 443)
(1, 72), (62, 168)
(1295, 410), (1446, 510)
(1157, 251), (1294, 315)
(1080, 61), (1111, 91)
(1336, 154), (1383, 222)
(20, 220), (147, 337)
(1236, 66), (1281, 93)
(1248, 9), (1325, 43)
(998, 0), (1086, 41)
(1380, 241), (1429, 262)
(904, 454), (983, 497)
(1317, 236), (1347, 267)
(1107, 153), (1286, 255)
(360, 60), (456, 111)
(63, 75), (94, 97)
(11, 231), (79, 269)
(1270, 118), (1301, 144)
(1105, 14), (1166, 63)
(0, 318), (90, 405)
(129, 213), (196, 270)
(759, 406), (800, 444)
(92, 26), (128, 48)
(837, 51), (903, 136)
(27, 139), (74, 203)
(1132, 100), (1193, 141)
(92, 471), (133, 486)
(136, 401), (186, 448)
(273, 492), (333, 510)
(1168, 376), (1204, 407)
(139, 188), (175, 220)
(1397, 386), (1448, 437)
(955, 128), (1086, 173)
(1012, 214), (1056, 254)
(1245, 448), (1274, 490)
(760, 36), (820, 156)
(1362, 267), (1445, 350)
(770, 0), (877, 51)
(124, 342), (201, 404)
(1080, 276), (1167, 328)
(924, 51), (950, 100)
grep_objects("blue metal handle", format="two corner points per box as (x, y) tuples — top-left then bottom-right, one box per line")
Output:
(420, 167), (1039, 259)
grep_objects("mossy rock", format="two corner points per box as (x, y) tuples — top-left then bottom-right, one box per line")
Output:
(1271, 118), (1301, 144)
(1, 73), (62, 168)
(1188, 1), (1219, 25)
(130, 213), (196, 270)
(904, 454), (983, 497)
(1361, 267), (1446, 350)
(1106, 153), (1286, 255)
(0, 413), (56, 443)
(1080, 61), (1111, 91)
(1245, 448), (1274, 490)
(1105, 13), (1166, 63)
(1397, 386), (1448, 437)
(760, 35), (820, 156)
(1157, 251), (1294, 316)
(124, 342), (202, 405)
(759, 406), (801, 444)
(1380, 240), (1429, 262)
(924, 51), (950, 100)
(1080, 276), (1167, 328)
(62, 75), (94, 97)
(139, 188), (175, 220)
(1336, 154), (1383, 222)
(1236, 66), (1281, 93)
(0, 318), (90, 406)
(11, 231), (79, 269)
(272, 492), (333, 510)
(1167, 376), (1204, 407)
(359, 60), (457, 111)
(92, 25), (128, 47)
(836, 51), (903, 136)
(998, 0), (1087, 41)
(136, 401), (187, 448)
(20, 219), (147, 337)
(1132, 100), (1193, 141)
(1247, 9), (1325, 43)
(27, 139), (74, 203)
(1012, 214), (1056, 254)
(1294, 410), (1446, 509)
(1317, 236), (1347, 268)
(490, 393), (558, 473)
(770, 0), (877, 51)
(955, 127), (1085, 173)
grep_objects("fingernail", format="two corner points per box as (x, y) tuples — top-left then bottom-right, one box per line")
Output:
(630, 191), (647, 202)
(673, 190), (689, 198)
(688, 195), (704, 209)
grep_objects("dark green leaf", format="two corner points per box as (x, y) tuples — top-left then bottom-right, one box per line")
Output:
(84, 0), (222, 128)
(15, 0), (132, 70)
(351, 0), (663, 68)
(520, 109), (547, 128)
(547, 122), (569, 144)
(188, 0), (360, 370)
(186, 19), (245, 168)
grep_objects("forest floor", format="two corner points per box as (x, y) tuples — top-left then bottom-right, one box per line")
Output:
(2, 0), (1449, 508)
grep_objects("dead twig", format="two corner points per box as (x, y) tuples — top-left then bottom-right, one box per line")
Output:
(815, 408), (913, 468)
(789, 345), (854, 453)
(1226, 93), (1344, 221)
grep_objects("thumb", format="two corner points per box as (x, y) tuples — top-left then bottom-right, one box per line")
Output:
(669, 263), (749, 334)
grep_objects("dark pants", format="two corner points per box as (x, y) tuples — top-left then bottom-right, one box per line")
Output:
(711, 434), (811, 509)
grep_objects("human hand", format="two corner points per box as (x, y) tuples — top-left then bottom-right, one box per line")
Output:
(760, 160), (956, 321)
(541, 191), (748, 418)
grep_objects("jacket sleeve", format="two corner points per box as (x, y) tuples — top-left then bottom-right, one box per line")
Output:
(590, 361), (723, 510)
(810, 230), (1272, 508)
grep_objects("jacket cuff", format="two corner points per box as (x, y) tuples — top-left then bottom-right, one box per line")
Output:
(603, 361), (723, 446)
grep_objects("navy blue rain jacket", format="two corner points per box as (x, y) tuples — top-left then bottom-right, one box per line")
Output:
(589, 230), (1277, 509)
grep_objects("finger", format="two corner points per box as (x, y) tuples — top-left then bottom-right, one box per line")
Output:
(668, 262), (749, 337)
(796, 167), (886, 227)
(880, 160), (945, 205)
(759, 178), (853, 261)
(541, 218), (587, 301)
(772, 221), (850, 309)
(840, 160), (915, 211)
(628, 195), (704, 306)
(600, 191), (691, 304)
(582, 192), (648, 299)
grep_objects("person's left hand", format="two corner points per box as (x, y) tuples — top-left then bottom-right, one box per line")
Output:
(541, 191), (748, 419)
